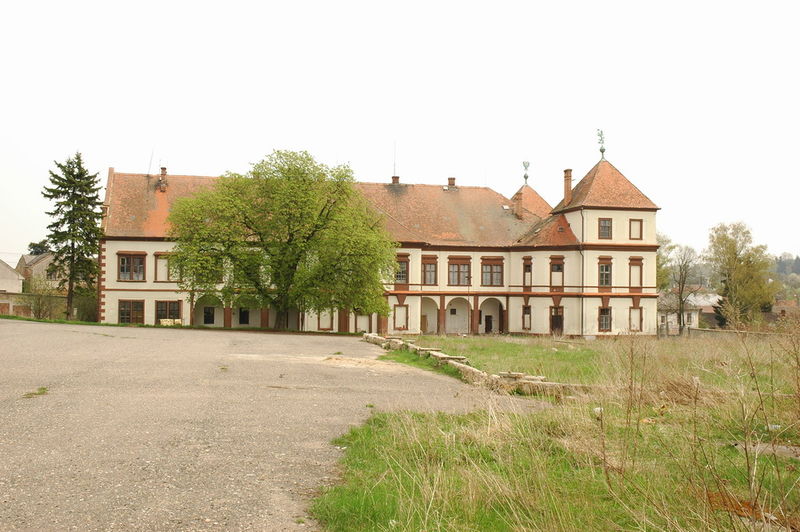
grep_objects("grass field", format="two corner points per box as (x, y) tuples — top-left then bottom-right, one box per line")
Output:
(314, 327), (800, 531)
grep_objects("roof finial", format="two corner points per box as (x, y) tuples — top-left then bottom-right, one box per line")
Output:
(597, 129), (606, 159)
(522, 161), (529, 183)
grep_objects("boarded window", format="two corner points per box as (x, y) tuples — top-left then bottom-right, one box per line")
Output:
(393, 305), (408, 330)
(630, 219), (643, 240)
(522, 305), (531, 330)
(630, 307), (642, 332)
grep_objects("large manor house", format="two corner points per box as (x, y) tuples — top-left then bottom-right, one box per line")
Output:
(99, 153), (659, 337)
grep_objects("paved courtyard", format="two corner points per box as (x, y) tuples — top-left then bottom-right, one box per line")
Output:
(0, 320), (535, 531)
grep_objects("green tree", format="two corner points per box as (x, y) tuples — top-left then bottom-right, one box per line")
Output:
(656, 232), (675, 291)
(168, 150), (397, 329)
(27, 239), (51, 255)
(19, 275), (64, 320)
(705, 222), (779, 324)
(42, 152), (103, 319)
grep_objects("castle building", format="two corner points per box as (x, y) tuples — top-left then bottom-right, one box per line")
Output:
(98, 156), (659, 336)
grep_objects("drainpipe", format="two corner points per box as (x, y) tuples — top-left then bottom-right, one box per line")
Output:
(580, 208), (585, 338)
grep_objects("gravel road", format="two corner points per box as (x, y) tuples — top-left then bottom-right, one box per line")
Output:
(0, 320), (536, 531)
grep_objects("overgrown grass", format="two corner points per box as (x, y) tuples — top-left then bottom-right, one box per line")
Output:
(409, 335), (599, 383)
(379, 350), (463, 380)
(315, 326), (800, 530)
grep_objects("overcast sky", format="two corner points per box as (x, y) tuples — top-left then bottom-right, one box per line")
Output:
(1, 1), (798, 267)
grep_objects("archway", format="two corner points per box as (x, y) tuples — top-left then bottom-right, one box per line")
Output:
(479, 298), (504, 334)
(194, 294), (223, 327)
(445, 297), (470, 334)
(233, 294), (260, 328)
(420, 297), (438, 334)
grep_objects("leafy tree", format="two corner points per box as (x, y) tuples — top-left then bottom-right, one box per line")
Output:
(19, 275), (64, 320)
(670, 244), (701, 333)
(42, 152), (103, 319)
(656, 232), (675, 291)
(705, 222), (779, 324)
(27, 240), (51, 255)
(168, 150), (397, 329)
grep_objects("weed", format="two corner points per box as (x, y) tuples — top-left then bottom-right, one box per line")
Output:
(22, 387), (48, 399)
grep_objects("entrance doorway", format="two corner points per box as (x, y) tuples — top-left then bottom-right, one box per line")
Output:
(485, 315), (493, 333)
(550, 306), (564, 335)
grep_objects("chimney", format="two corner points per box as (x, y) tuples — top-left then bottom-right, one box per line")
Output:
(391, 175), (400, 184)
(512, 191), (523, 219)
(448, 177), (456, 187)
(563, 169), (572, 205)
(157, 167), (168, 192)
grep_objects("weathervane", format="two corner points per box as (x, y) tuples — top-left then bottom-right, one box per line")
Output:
(523, 161), (530, 183)
(597, 129), (606, 159)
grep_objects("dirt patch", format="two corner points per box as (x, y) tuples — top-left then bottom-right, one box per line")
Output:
(323, 355), (405, 372)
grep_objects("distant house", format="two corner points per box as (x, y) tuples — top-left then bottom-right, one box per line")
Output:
(771, 299), (800, 320)
(0, 260), (25, 316)
(657, 290), (720, 333)
(15, 252), (63, 290)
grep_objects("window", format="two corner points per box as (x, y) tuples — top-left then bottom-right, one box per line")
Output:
(448, 257), (471, 285)
(629, 257), (643, 292)
(46, 269), (57, 280)
(599, 307), (612, 332)
(155, 301), (180, 321)
(598, 261), (612, 291)
(522, 305), (531, 330)
(203, 306), (215, 325)
(450, 307), (457, 315)
(118, 253), (145, 281)
(423, 263), (437, 285)
(395, 261), (408, 283)
(629, 219), (643, 240)
(685, 312), (693, 325)
(422, 256), (437, 285)
(239, 308), (250, 325)
(119, 300), (144, 324)
(318, 311), (333, 330)
(481, 260), (503, 286)
(393, 305), (408, 330)
(630, 307), (642, 332)
(598, 218), (612, 239)
(661, 314), (666, 324)
(550, 256), (564, 289)
(523, 258), (532, 286)
(155, 254), (181, 281)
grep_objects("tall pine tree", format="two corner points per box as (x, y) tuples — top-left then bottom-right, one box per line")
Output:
(42, 152), (103, 319)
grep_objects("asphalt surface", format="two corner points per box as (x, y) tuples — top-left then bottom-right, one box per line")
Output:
(0, 320), (536, 531)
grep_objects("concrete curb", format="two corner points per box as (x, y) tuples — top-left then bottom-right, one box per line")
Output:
(363, 333), (591, 397)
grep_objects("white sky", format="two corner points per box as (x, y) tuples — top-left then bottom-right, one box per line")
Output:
(1, 1), (798, 268)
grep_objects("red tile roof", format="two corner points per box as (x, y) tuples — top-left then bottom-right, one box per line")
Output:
(102, 171), (217, 238)
(356, 182), (539, 246)
(102, 164), (646, 249)
(551, 159), (658, 212)
(515, 214), (579, 247)
(511, 184), (552, 219)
